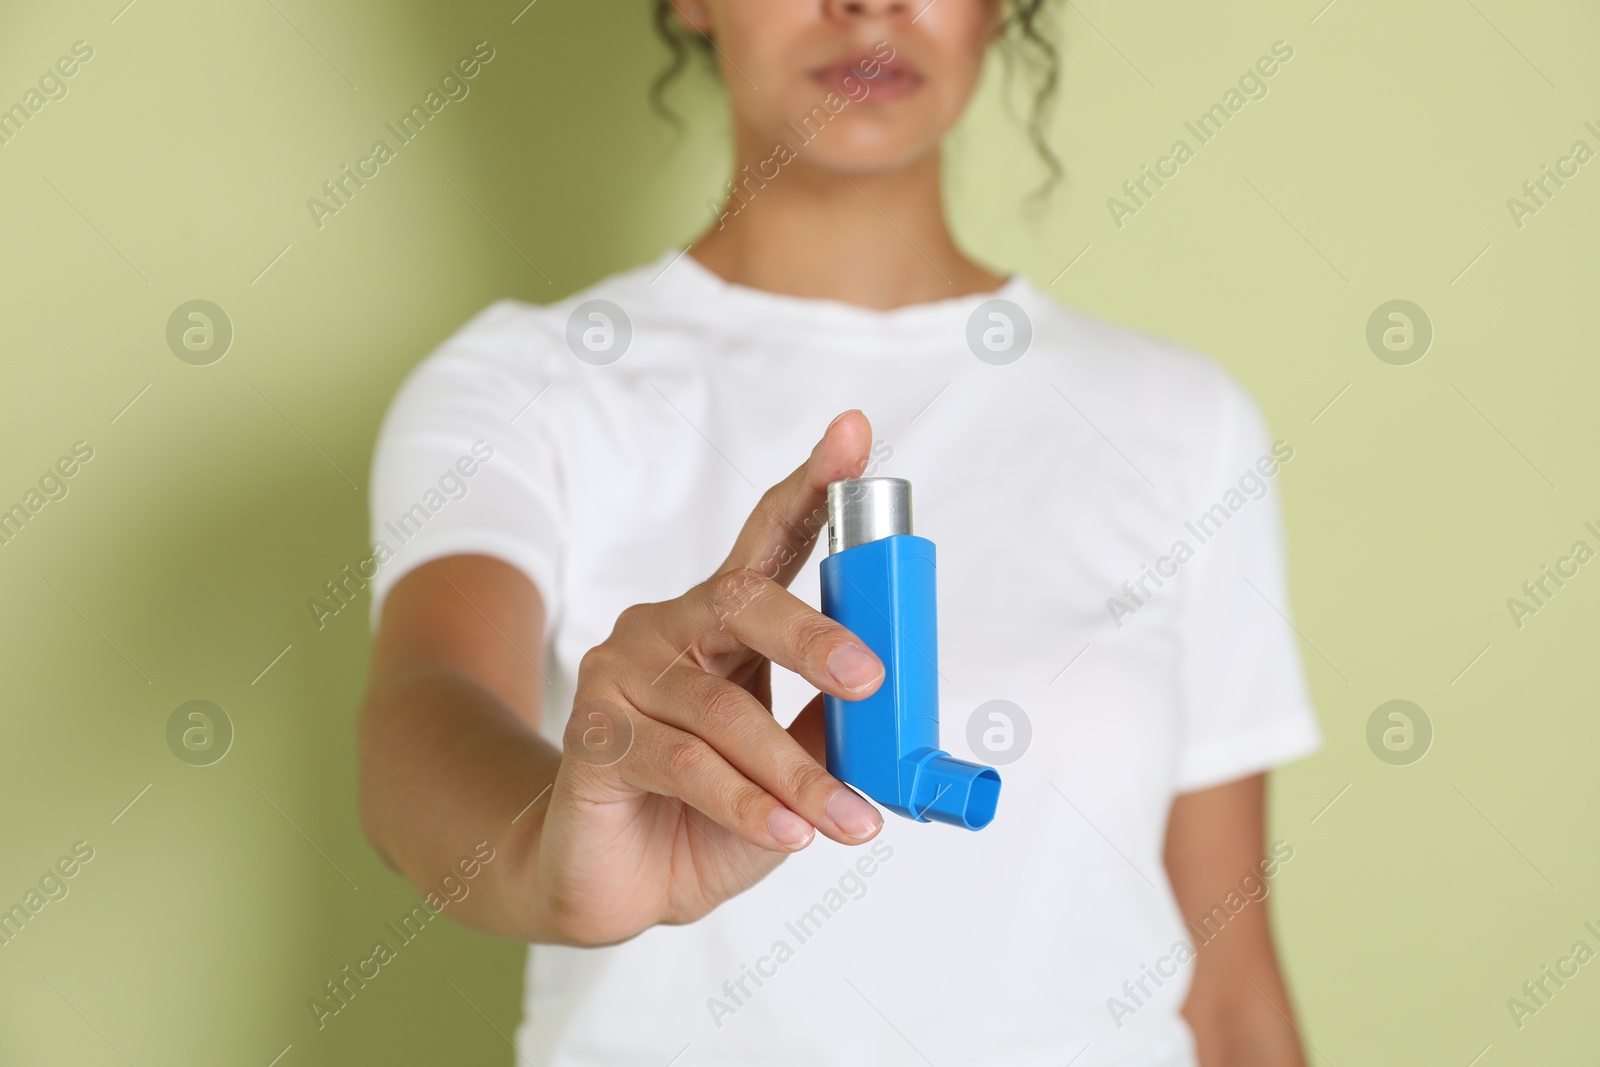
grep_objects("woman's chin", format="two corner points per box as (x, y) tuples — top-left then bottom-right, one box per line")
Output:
(800, 137), (940, 180)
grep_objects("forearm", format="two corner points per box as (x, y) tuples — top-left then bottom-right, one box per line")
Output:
(358, 661), (563, 942)
(1166, 776), (1308, 1066)
(1185, 970), (1308, 1067)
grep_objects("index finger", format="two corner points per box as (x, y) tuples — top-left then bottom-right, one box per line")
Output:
(715, 409), (873, 588)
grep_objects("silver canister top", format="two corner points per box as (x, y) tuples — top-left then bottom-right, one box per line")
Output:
(826, 477), (912, 555)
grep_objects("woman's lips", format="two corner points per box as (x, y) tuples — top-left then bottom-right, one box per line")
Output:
(808, 54), (923, 102)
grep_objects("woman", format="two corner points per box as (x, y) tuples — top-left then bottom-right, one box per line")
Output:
(358, 2), (1322, 1064)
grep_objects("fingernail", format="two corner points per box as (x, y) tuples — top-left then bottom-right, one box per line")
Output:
(827, 787), (882, 840)
(828, 643), (882, 693)
(768, 807), (814, 850)
(827, 409), (858, 431)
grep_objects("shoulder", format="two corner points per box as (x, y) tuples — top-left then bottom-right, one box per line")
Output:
(380, 257), (672, 423)
(1028, 283), (1268, 425)
(424, 258), (667, 374)
(1018, 285), (1280, 504)
(1030, 287), (1255, 414)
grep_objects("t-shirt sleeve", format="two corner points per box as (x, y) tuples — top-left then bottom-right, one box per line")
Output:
(366, 301), (566, 631)
(1173, 374), (1322, 793)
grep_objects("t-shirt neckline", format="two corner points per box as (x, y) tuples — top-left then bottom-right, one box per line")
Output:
(646, 247), (1034, 333)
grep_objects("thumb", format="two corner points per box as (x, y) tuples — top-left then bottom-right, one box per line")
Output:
(713, 409), (873, 588)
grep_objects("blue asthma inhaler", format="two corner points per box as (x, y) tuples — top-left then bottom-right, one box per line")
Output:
(819, 477), (1001, 830)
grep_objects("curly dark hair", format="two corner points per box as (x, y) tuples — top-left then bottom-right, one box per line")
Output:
(649, 1), (1063, 197)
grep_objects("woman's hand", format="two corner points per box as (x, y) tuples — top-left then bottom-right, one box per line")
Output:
(536, 409), (888, 946)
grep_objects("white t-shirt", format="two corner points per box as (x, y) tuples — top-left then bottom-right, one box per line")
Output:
(368, 249), (1322, 1067)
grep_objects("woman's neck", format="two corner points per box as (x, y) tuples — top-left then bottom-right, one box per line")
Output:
(689, 145), (1004, 310)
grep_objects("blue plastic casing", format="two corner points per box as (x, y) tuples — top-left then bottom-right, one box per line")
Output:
(819, 533), (1001, 830)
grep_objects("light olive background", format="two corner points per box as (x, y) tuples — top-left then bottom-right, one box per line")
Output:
(1, 0), (1596, 1064)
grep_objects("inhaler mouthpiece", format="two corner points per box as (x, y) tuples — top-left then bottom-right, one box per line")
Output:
(819, 478), (1001, 830)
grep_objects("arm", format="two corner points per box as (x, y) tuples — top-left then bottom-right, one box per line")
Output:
(1164, 773), (1309, 1067)
(358, 553), (562, 941)
(358, 411), (889, 947)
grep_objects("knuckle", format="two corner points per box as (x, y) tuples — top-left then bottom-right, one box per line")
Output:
(774, 757), (833, 804)
(662, 735), (712, 780)
(612, 601), (654, 635)
(709, 567), (768, 623)
(725, 783), (769, 829)
(697, 680), (754, 733)
(576, 643), (616, 680)
(782, 612), (840, 667)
